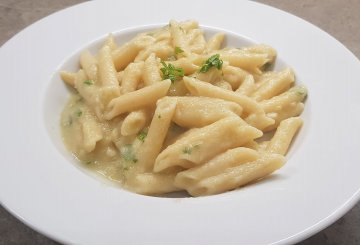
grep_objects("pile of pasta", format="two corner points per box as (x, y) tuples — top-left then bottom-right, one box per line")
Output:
(60, 20), (307, 197)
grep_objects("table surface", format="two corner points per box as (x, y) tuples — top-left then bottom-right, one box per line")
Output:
(1, 0), (359, 244)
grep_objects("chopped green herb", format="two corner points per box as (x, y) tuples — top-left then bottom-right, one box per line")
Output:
(137, 130), (148, 142)
(160, 61), (184, 82)
(85, 161), (92, 165)
(75, 109), (82, 117)
(83, 79), (94, 85)
(182, 146), (192, 155)
(158, 114), (162, 119)
(199, 54), (223, 73)
(120, 144), (138, 163)
(182, 144), (200, 155)
(175, 46), (184, 54)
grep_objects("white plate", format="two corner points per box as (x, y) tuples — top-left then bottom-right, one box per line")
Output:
(1, 1), (359, 244)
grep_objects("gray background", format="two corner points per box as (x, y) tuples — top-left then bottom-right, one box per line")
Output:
(0, 0), (359, 244)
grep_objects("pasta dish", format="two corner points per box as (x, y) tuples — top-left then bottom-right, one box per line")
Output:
(60, 20), (307, 196)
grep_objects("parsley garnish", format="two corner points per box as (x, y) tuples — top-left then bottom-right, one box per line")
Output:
(182, 144), (200, 155)
(75, 109), (82, 117)
(175, 47), (184, 54)
(83, 79), (94, 85)
(160, 61), (184, 82)
(137, 130), (147, 142)
(121, 144), (138, 163)
(199, 54), (223, 73)
(182, 146), (192, 155)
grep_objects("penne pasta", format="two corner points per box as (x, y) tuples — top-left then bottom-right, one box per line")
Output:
(186, 153), (285, 196)
(206, 33), (225, 52)
(105, 80), (171, 120)
(172, 96), (242, 127)
(175, 147), (260, 188)
(136, 97), (177, 172)
(80, 50), (98, 81)
(121, 109), (149, 136)
(60, 20), (307, 197)
(251, 68), (295, 101)
(266, 117), (303, 155)
(154, 117), (262, 172)
(143, 53), (162, 86)
(121, 61), (144, 94)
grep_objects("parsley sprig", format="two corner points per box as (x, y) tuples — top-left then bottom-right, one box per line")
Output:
(199, 54), (223, 73)
(175, 46), (184, 55)
(83, 79), (94, 85)
(137, 130), (147, 142)
(121, 144), (138, 163)
(160, 61), (184, 82)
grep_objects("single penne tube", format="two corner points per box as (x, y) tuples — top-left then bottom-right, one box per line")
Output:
(240, 44), (277, 65)
(136, 97), (177, 172)
(112, 35), (155, 71)
(187, 153), (285, 196)
(222, 65), (249, 90)
(80, 108), (103, 153)
(172, 96), (242, 128)
(219, 49), (270, 74)
(175, 147), (260, 188)
(126, 173), (180, 195)
(98, 45), (121, 106)
(260, 85), (307, 112)
(143, 53), (162, 86)
(60, 71), (76, 87)
(121, 61), (144, 94)
(169, 20), (190, 56)
(253, 71), (276, 88)
(186, 29), (203, 45)
(121, 109), (149, 136)
(183, 76), (262, 114)
(98, 45), (121, 90)
(154, 116), (263, 172)
(179, 20), (199, 31)
(183, 76), (274, 130)
(236, 74), (255, 96)
(266, 117), (303, 155)
(187, 30), (206, 54)
(206, 33), (225, 52)
(80, 50), (98, 81)
(251, 68), (295, 101)
(105, 79), (171, 120)
(189, 35), (206, 54)
(104, 33), (117, 50)
(74, 69), (103, 118)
